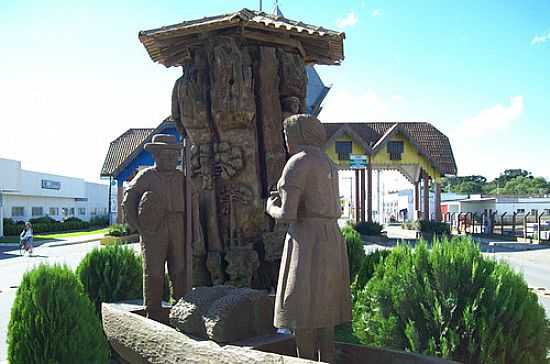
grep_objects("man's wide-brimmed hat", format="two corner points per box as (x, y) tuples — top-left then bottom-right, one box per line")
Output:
(144, 134), (182, 152)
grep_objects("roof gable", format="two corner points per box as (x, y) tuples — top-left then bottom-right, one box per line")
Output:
(322, 122), (457, 175)
(100, 118), (176, 178)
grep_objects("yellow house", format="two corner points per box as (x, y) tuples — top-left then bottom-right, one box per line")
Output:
(323, 122), (457, 222)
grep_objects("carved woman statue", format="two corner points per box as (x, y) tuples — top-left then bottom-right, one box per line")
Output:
(266, 114), (352, 363)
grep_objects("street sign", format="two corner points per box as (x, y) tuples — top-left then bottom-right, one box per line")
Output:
(349, 154), (368, 169)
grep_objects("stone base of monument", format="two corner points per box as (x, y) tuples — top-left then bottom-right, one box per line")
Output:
(102, 287), (459, 364)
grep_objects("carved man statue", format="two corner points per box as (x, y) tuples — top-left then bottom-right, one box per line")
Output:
(122, 134), (191, 320)
(266, 115), (352, 363)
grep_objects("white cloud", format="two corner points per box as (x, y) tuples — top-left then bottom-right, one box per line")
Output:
(336, 12), (358, 29)
(372, 9), (382, 16)
(531, 30), (550, 45)
(360, 1), (367, 8)
(460, 96), (524, 136)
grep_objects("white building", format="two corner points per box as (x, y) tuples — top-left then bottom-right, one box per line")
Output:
(0, 158), (110, 237)
(442, 194), (550, 216)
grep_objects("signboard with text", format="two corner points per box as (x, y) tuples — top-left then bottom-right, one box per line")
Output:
(41, 179), (61, 190)
(349, 154), (368, 169)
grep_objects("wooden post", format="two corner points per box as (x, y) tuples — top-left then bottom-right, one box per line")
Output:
(422, 172), (430, 221)
(183, 136), (193, 293)
(414, 180), (420, 220)
(355, 169), (360, 223)
(360, 168), (366, 223)
(367, 157), (373, 223)
(434, 182), (442, 222)
(116, 179), (124, 224)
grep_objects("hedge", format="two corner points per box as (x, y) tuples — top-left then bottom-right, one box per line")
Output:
(7, 263), (109, 363)
(353, 236), (550, 363)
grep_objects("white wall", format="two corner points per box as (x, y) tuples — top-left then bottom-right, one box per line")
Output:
(1, 158), (109, 224)
(0, 158), (21, 192)
(16, 170), (86, 199)
(496, 198), (550, 215)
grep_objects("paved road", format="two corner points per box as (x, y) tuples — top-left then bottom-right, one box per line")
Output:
(0, 240), (139, 362)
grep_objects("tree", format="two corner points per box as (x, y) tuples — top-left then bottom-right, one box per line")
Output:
(443, 175), (487, 194)
(494, 169), (532, 186)
(491, 176), (550, 196)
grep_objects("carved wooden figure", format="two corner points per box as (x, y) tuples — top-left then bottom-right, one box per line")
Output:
(140, 9), (345, 290)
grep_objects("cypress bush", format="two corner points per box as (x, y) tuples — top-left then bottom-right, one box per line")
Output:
(7, 264), (109, 364)
(352, 249), (391, 298)
(77, 244), (143, 315)
(342, 224), (366, 280)
(353, 221), (384, 236)
(353, 236), (550, 363)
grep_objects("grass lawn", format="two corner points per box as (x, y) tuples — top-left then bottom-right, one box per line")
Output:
(0, 227), (108, 244)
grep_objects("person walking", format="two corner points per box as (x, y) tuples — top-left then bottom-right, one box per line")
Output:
(20, 222), (33, 256)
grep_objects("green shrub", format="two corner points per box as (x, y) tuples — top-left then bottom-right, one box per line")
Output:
(4, 220), (91, 235)
(106, 223), (130, 237)
(29, 216), (57, 224)
(342, 224), (366, 280)
(63, 216), (83, 223)
(418, 220), (450, 236)
(3, 218), (16, 226)
(7, 263), (109, 364)
(90, 215), (110, 227)
(353, 221), (383, 236)
(77, 245), (143, 315)
(352, 249), (391, 298)
(353, 236), (550, 363)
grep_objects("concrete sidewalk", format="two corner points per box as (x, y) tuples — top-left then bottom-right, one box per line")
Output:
(0, 233), (106, 250)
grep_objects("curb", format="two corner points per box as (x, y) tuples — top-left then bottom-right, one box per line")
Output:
(45, 236), (105, 248)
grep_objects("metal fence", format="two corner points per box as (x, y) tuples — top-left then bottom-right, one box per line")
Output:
(443, 211), (550, 242)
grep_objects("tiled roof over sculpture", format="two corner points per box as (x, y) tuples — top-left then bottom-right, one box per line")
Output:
(139, 8), (345, 67)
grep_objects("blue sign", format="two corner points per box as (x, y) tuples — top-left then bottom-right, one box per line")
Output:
(349, 154), (368, 169)
(41, 179), (61, 190)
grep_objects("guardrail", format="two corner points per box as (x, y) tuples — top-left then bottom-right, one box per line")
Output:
(443, 211), (550, 242)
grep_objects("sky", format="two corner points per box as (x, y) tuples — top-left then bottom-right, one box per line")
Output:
(1, 0), (549, 184)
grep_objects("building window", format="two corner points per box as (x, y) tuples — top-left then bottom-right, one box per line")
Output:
(517, 208), (525, 213)
(387, 141), (404, 160)
(32, 207), (44, 217)
(12, 207), (24, 217)
(335, 141), (352, 161)
(531, 209), (539, 216)
(78, 208), (86, 216)
(49, 207), (59, 216)
(62, 208), (75, 217)
(90, 208), (97, 216)
(545, 209), (550, 215)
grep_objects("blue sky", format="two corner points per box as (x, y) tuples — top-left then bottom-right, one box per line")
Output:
(1, 0), (549, 183)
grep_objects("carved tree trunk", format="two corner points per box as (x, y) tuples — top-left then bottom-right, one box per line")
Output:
(172, 34), (307, 289)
